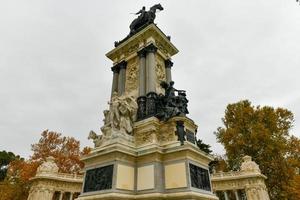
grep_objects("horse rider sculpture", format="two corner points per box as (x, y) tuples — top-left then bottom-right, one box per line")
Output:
(129, 4), (164, 35)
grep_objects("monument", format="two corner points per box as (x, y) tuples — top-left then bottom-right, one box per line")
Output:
(78, 4), (218, 200)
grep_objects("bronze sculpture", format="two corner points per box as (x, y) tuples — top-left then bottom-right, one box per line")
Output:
(156, 81), (189, 121)
(129, 4), (164, 35)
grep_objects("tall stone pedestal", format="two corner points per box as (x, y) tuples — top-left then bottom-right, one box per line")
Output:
(78, 13), (217, 200)
(78, 117), (217, 200)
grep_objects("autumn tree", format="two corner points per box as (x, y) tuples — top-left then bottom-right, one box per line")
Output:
(215, 100), (300, 200)
(30, 130), (91, 173)
(2, 130), (91, 200)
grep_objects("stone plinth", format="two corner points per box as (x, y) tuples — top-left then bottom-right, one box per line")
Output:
(78, 135), (217, 200)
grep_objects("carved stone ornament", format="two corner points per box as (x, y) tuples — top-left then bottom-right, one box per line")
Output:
(156, 58), (166, 94)
(88, 93), (138, 148)
(126, 58), (138, 93)
(36, 157), (59, 174)
(135, 131), (157, 146)
(240, 155), (261, 173)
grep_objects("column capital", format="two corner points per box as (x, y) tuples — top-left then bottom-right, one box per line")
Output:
(111, 65), (120, 73)
(165, 59), (173, 68)
(137, 48), (147, 58)
(118, 60), (127, 70)
(112, 60), (127, 72)
(144, 43), (158, 54)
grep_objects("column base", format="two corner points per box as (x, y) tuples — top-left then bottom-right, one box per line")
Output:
(146, 92), (158, 118)
(137, 96), (147, 120)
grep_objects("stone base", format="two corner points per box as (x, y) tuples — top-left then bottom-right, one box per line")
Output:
(78, 126), (217, 200)
(78, 191), (218, 200)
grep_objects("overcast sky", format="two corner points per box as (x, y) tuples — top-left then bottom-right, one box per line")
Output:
(1, 0), (300, 158)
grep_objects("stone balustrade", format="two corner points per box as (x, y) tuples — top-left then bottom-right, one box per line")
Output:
(27, 157), (83, 200)
(211, 156), (270, 200)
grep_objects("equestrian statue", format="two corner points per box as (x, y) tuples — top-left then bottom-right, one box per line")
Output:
(129, 4), (164, 35)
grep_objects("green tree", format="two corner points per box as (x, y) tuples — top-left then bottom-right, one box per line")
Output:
(196, 139), (212, 154)
(215, 100), (299, 200)
(0, 151), (22, 181)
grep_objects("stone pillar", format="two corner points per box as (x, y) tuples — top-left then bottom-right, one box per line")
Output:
(70, 192), (73, 200)
(47, 190), (55, 200)
(117, 60), (127, 96)
(246, 187), (256, 200)
(138, 49), (146, 96)
(111, 65), (120, 97)
(234, 190), (240, 200)
(259, 187), (266, 200)
(145, 44), (158, 117)
(145, 44), (157, 94)
(164, 59), (173, 84)
(223, 191), (229, 200)
(59, 192), (64, 200)
(137, 49), (147, 120)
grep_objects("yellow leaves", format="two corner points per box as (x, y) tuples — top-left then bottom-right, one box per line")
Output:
(8, 160), (39, 182)
(215, 100), (298, 200)
(3, 130), (92, 199)
(30, 130), (88, 174)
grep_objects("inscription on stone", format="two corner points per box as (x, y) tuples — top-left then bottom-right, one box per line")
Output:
(83, 165), (114, 193)
(189, 163), (211, 191)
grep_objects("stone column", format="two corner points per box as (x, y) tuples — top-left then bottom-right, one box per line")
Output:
(223, 191), (229, 200)
(47, 190), (55, 200)
(246, 187), (256, 200)
(164, 59), (173, 84)
(111, 65), (120, 97)
(145, 44), (157, 94)
(70, 192), (73, 200)
(59, 191), (64, 200)
(234, 190), (240, 200)
(117, 60), (127, 96)
(138, 49), (146, 96)
(145, 44), (158, 117)
(137, 49), (147, 120)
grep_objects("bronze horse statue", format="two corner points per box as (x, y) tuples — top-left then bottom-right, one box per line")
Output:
(129, 4), (164, 35)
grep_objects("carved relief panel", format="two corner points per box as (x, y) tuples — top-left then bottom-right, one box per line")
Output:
(155, 54), (166, 95)
(125, 56), (139, 97)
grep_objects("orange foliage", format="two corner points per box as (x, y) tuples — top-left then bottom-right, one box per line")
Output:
(30, 130), (90, 173)
(8, 160), (40, 182)
(1, 130), (91, 200)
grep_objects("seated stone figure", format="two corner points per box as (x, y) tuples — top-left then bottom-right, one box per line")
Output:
(88, 92), (137, 147)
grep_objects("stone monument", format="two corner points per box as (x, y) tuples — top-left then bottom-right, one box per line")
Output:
(78, 4), (218, 200)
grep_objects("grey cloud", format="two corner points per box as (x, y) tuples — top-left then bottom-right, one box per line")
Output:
(0, 0), (299, 157)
